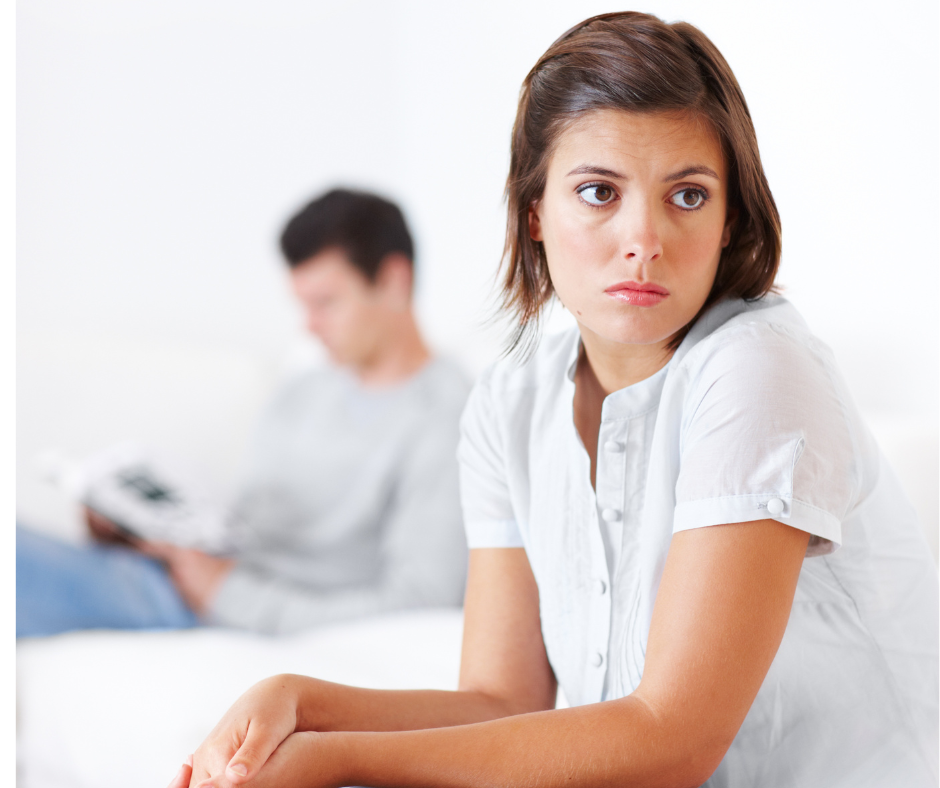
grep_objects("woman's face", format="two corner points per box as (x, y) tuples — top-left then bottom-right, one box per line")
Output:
(531, 110), (732, 350)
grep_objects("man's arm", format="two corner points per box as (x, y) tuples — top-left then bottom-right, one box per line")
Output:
(81, 506), (236, 616)
(83, 506), (140, 546)
(208, 409), (467, 633)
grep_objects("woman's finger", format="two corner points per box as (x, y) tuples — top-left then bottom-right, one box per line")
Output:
(224, 719), (289, 784)
(189, 751), (225, 787)
(164, 762), (192, 788)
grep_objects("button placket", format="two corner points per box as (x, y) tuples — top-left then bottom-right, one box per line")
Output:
(595, 419), (628, 577)
(591, 419), (629, 698)
(585, 502), (612, 700)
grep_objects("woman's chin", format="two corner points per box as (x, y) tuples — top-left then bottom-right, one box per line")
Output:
(578, 314), (685, 349)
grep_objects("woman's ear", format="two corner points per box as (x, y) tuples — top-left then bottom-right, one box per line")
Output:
(721, 208), (738, 248)
(528, 202), (544, 242)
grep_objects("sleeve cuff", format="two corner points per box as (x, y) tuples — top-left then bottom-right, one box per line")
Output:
(464, 519), (524, 549)
(674, 494), (842, 552)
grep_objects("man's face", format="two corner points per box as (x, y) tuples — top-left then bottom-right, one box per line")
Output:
(289, 248), (387, 367)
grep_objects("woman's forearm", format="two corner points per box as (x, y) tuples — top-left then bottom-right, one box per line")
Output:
(322, 696), (718, 788)
(291, 675), (543, 734)
(183, 674), (548, 786)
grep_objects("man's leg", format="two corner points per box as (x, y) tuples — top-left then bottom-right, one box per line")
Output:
(16, 525), (199, 637)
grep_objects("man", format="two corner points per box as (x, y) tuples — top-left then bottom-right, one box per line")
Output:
(17, 188), (470, 636)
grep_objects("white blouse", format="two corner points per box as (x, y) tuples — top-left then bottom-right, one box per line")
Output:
(458, 296), (938, 787)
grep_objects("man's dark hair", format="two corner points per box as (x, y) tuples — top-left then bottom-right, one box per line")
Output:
(279, 188), (415, 281)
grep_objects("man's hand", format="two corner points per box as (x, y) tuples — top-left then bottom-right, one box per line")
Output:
(83, 506), (232, 615)
(83, 506), (135, 546)
(141, 542), (235, 616)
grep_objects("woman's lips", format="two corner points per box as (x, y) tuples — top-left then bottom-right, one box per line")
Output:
(605, 280), (669, 307)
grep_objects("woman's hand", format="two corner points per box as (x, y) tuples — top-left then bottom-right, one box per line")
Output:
(190, 732), (343, 788)
(165, 755), (193, 788)
(186, 674), (306, 786)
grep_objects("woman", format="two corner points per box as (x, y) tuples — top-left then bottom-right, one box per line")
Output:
(170, 12), (938, 788)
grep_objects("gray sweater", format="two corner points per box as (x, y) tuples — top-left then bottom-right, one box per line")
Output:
(209, 358), (470, 634)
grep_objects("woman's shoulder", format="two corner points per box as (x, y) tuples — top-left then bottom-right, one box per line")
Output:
(474, 326), (580, 396)
(671, 297), (869, 548)
(675, 296), (837, 390)
(461, 327), (579, 440)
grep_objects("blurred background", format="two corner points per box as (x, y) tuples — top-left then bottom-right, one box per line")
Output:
(17, 0), (939, 552)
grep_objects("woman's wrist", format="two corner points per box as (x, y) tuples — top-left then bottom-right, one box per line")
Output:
(321, 731), (359, 787)
(290, 675), (340, 732)
(252, 674), (317, 732)
(317, 730), (382, 788)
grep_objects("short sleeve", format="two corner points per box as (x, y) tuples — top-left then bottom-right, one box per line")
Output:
(457, 378), (524, 549)
(674, 323), (857, 554)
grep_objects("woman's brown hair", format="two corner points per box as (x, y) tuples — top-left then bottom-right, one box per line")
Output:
(501, 11), (781, 352)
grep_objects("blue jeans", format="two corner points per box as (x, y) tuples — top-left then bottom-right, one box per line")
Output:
(16, 525), (199, 638)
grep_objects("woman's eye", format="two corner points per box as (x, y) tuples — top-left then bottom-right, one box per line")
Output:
(670, 188), (706, 210)
(577, 184), (616, 206)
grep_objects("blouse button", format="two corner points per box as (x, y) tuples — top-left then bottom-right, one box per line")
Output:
(601, 508), (621, 523)
(603, 440), (624, 453)
(594, 579), (607, 596)
(767, 497), (785, 517)
(591, 651), (605, 668)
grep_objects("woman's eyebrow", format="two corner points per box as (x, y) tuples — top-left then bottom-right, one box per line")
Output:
(566, 165), (625, 179)
(566, 164), (720, 181)
(663, 165), (719, 182)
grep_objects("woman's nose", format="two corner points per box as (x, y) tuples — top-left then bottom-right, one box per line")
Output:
(620, 205), (663, 263)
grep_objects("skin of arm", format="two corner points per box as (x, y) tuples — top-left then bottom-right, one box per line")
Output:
(190, 519), (809, 788)
(188, 549), (551, 786)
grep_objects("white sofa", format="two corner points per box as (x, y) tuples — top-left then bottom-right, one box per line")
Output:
(16, 610), (466, 788)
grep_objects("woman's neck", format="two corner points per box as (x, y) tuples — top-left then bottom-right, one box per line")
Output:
(572, 325), (675, 490)
(577, 323), (675, 396)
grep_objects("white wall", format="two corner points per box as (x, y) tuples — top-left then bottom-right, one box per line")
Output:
(17, 0), (938, 542)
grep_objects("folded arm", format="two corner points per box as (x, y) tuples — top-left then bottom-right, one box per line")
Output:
(191, 519), (808, 788)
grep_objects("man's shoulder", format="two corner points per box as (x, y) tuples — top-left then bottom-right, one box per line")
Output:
(257, 365), (351, 422)
(273, 363), (345, 395)
(422, 357), (472, 393)
(408, 357), (472, 416)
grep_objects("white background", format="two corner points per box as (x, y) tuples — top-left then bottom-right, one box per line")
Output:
(16, 0), (939, 536)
